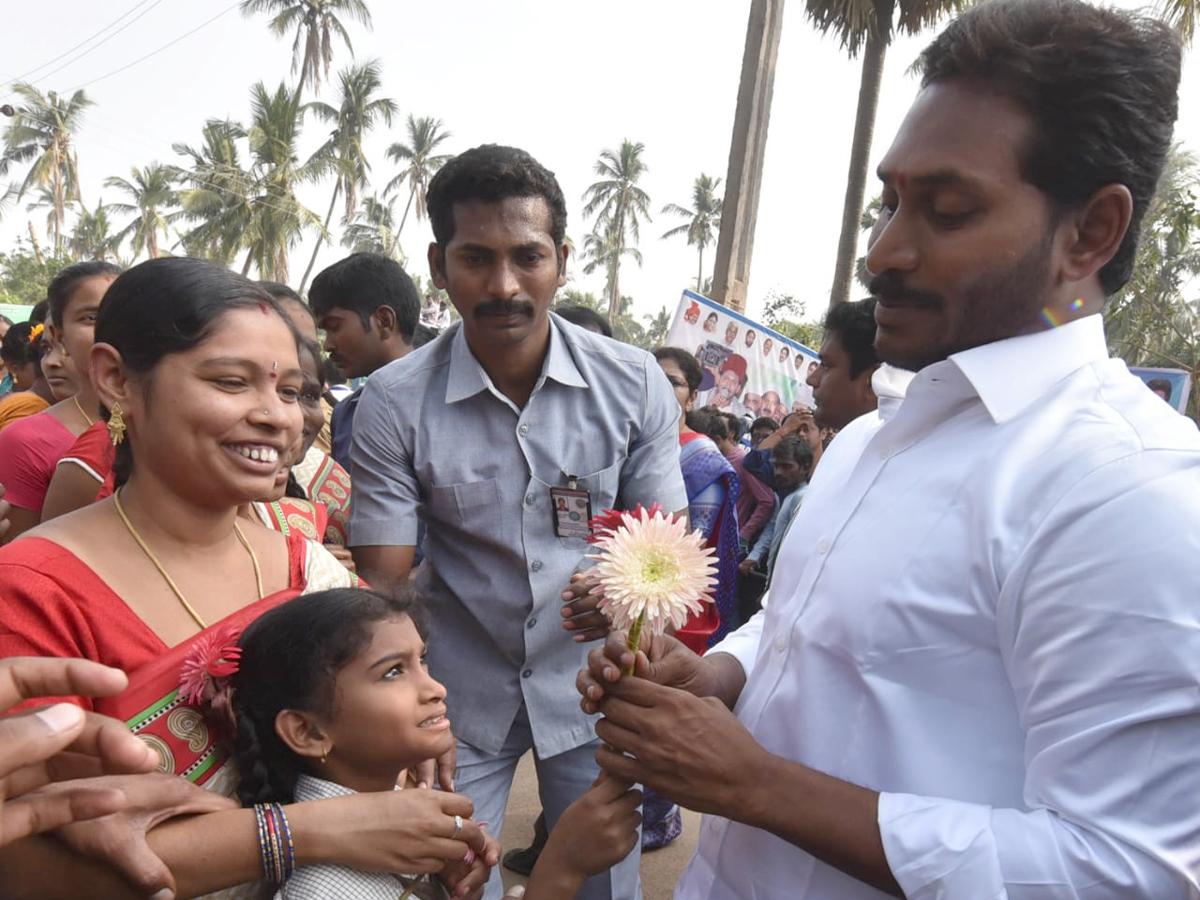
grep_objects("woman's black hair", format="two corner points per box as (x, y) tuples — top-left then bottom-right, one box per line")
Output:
(230, 586), (428, 806)
(46, 260), (122, 326)
(687, 405), (729, 442)
(94, 258), (294, 487)
(653, 346), (703, 394)
(1, 322), (38, 369)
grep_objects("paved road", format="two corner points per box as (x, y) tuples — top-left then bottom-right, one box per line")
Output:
(498, 752), (701, 900)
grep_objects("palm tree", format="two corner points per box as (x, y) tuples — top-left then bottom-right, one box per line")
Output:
(174, 119), (256, 265)
(384, 115), (452, 254)
(643, 305), (673, 347)
(69, 201), (121, 262)
(244, 81), (327, 281)
(1158, 0), (1196, 45)
(662, 173), (723, 291)
(105, 163), (178, 261)
(299, 59), (396, 291)
(239, 0), (372, 94)
(582, 140), (652, 325)
(25, 185), (78, 250)
(580, 220), (643, 312)
(341, 192), (399, 256)
(0, 82), (93, 251)
(812, 0), (970, 308)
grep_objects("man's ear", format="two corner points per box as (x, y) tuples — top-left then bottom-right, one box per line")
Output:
(428, 243), (448, 289)
(373, 304), (398, 338)
(556, 243), (569, 287)
(854, 362), (881, 406)
(90, 342), (133, 415)
(275, 709), (330, 762)
(1059, 184), (1133, 286)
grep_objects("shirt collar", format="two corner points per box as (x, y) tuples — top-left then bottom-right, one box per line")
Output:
(444, 316), (588, 404)
(948, 314), (1109, 425)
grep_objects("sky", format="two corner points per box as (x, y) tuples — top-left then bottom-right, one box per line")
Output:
(2, 0), (1198, 327)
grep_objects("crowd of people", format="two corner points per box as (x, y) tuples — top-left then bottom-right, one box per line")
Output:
(1, 1), (1199, 899)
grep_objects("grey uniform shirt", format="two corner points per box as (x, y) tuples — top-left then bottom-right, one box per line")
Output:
(349, 314), (688, 757)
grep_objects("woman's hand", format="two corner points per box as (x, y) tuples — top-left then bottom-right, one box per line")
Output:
(297, 788), (487, 876)
(325, 544), (357, 573)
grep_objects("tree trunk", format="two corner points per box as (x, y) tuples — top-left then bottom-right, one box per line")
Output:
(300, 180), (341, 293)
(697, 245), (704, 293)
(389, 187), (416, 258)
(242, 246), (255, 277)
(608, 210), (625, 326)
(828, 25), (889, 309)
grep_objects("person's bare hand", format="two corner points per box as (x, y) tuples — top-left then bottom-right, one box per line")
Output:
(52, 772), (236, 899)
(738, 557), (759, 576)
(438, 827), (499, 899)
(577, 631), (710, 715)
(326, 544), (357, 573)
(542, 772), (642, 878)
(313, 788), (485, 876)
(560, 571), (610, 643)
(0, 658), (158, 848)
(593, 677), (764, 818)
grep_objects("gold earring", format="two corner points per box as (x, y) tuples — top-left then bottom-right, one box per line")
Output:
(107, 403), (126, 447)
(320, 750), (329, 764)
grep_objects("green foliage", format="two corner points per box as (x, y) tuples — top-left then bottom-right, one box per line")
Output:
(554, 288), (652, 349)
(0, 238), (74, 305)
(761, 288), (823, 350)
(1105, 146), (1200, 416)
(662, 173), (722, 291)
(583, 140), (652, 324)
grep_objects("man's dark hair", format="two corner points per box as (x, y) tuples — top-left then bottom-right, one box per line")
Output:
(427, 144), (568, 253)
(774, 435), (815, 471)
(413, 322), (439, 348)
(555, 305), (613, 338)
(653, 346), (703, 393)
(722, 411), (743, 442)
(687, 405), (729, 442)
(751, 416), (779, 433)
(918, 0), (1181, 296)
(308, 253), (420, 343)
(823, 297), (880, 379)
(1146, 377), (1173, 397)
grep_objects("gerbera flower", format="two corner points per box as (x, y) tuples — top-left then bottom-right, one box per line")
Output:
(588, 508), (717, 636)
(179, 624), (243, 706)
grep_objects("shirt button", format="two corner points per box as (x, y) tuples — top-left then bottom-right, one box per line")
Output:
(522, 668), (533, 678)
(878, 444), (894, 459)
(774, 637), (786, 653)
(816, 539), (830, 555)
(531, 560), (543, 572)
(527, 617), (537, 629)
(518, 424), (530, 436)
(524, 494), (536, 507)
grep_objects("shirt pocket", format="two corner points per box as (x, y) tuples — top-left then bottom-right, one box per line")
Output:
(427, 477), (501, 530)
(558, 461), (622, 551)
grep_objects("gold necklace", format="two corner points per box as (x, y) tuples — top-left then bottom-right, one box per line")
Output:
(72, 394), (94, 426)
(113, 488), (264, 630)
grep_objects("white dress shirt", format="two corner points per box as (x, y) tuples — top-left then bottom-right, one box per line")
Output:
(678, 315), (1200, 900)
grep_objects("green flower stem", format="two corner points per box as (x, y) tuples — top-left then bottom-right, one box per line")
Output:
(624, 610), (647, 676)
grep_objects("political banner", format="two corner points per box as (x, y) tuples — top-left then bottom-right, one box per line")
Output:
(1129, 366), (1191, 414)
(664, 289), (820, 423)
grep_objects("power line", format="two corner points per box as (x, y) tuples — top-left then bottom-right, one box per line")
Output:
(14, 0), (172, 97)
(0, 0), (157, 90)
(63, 1), (243, 95)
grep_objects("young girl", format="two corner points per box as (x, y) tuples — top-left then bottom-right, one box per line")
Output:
(225, 587), (641, 900)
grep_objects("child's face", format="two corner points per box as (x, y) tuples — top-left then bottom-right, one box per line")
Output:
(321, 616), (453, 790)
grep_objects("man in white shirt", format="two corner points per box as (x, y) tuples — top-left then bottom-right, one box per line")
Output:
(577, 1), (1200, 898)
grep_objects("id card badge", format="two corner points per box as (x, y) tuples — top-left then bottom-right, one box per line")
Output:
(551, 479), (592, 539)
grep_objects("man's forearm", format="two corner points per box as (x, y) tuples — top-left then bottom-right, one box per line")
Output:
(743, 754), (902, 898)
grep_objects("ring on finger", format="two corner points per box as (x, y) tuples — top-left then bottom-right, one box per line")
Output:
(451, 814), (463, 839)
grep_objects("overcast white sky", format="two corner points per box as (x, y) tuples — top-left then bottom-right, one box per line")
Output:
(3, 0), (1198, 326)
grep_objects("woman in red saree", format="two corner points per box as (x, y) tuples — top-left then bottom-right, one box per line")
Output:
(0, 259), (485, 900)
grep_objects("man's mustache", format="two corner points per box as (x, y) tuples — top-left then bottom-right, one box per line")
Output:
(475, 299), (535, 318)
(868, 272), (943, 309)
